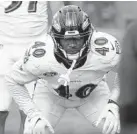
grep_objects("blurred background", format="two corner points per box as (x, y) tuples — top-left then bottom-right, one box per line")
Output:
(64, 1), (137, 43)
(5, 1), (137, 134)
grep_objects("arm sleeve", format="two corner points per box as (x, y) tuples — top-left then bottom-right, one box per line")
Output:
(109, 72), (120, 103)
(5, 59), (41, 119)
(108, 38), (121, 103)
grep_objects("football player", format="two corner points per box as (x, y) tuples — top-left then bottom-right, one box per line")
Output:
(5, 5), (121, 134)
(119, 22), (137, 134)
(0, 1), (64, 134)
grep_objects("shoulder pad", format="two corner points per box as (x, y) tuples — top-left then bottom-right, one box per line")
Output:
(23, 35), (54, 63)
(22, 35), (54, 75)
(24, 41), (46, 64)
(90, 31), (121, 63)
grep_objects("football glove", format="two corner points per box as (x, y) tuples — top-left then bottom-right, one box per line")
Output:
(24, 114), (54, 134)
(96, 102), (120, 134)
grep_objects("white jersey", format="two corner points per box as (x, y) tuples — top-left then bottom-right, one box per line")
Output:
(0, 1), (48, 43)
(5, 31), (120, 116)
(6, 31), (120, 98)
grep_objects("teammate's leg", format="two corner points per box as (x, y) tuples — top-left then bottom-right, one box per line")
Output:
(0, 44), (13, 134)
(19, 110), (26, 134)
(76, 81), (110, 133)
(0, 75), (12, 134)
(0, 111), (9, 134)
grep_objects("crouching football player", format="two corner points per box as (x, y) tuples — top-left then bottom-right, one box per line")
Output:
(5, 5), (121, 134)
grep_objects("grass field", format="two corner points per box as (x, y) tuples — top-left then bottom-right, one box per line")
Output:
(5, 72), (115, 134)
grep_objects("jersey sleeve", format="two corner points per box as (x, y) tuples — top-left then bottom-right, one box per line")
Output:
(5, 39), (48, 84)
(5, 47), (42, 119)
(91, 31), (121, 72)
(22, 39), (51, 76)
(110, 38), (121, 72)
(6, 59), (38, 85)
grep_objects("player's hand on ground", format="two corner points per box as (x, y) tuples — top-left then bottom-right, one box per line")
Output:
(24, 115), (54, 134)
(32, 119), (54, 134)
(96, 103), (120, 134)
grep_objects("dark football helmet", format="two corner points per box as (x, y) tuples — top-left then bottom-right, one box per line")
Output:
(50, 5), (94, 62)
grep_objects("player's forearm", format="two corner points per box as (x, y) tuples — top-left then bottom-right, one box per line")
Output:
(110, 88), (120, 102)
(109, 73), (120, 102)
(5, 76), (41, 119)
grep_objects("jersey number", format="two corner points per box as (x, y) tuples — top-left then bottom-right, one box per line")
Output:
(5, 1), (37, 13)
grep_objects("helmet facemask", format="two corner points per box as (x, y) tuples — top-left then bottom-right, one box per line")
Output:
(50, 5), (94, 62)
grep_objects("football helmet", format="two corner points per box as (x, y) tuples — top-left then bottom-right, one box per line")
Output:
(50, 5), (94, 61)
